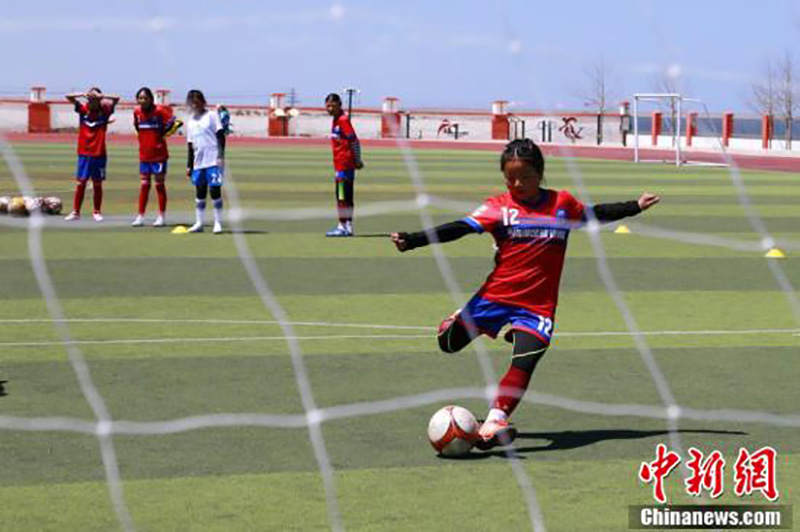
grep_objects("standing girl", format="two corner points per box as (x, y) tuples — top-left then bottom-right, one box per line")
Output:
(132, 87), (181, 227)
(185, 90), (225, 234)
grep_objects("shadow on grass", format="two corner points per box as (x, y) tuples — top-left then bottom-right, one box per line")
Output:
(441, 428), (747, 461)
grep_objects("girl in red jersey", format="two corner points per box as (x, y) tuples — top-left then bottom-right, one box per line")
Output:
(391, 138), (660, 450)
(132, 87), (181, 227)
(64, 88), (119, 222)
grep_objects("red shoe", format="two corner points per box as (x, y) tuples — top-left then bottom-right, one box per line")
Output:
(475, 418), (518, 450)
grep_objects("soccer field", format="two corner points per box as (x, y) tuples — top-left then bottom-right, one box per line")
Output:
(0, 141), (798, 531)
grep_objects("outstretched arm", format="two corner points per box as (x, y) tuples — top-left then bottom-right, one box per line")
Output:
(391, 220), (478, 252)
(589, 193), (660, 222)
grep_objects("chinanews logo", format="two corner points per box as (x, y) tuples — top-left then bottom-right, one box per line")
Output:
(629, 444), (792, 530)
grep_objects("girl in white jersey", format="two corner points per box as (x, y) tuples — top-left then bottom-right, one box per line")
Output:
(185, 89), (226, 234)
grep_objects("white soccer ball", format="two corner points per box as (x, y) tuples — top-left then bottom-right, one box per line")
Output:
(427, 405), (479, 457)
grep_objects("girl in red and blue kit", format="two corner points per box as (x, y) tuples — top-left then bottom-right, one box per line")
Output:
(391, 138), (661, 450)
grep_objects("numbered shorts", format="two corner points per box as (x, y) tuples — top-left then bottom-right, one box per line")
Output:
(76, 155), (107, 181)
(191, 166), (223, 187)
(461, 295), (553, 345)
(140, 161), (168, 176)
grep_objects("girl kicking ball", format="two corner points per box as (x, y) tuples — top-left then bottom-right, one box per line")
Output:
(185, 89), (226, 234)
(391, 138), (660, 450)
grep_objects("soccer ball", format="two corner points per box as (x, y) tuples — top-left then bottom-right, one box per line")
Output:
(427, 405), (479, 457)
(41, 196), (63, 215)
(8, 196), (28, 217)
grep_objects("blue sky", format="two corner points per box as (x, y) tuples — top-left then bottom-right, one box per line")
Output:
(1, 0), (798, 111)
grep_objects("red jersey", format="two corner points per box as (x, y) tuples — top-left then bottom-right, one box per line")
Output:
(76, 102), (114, 157)
(330, 113), (361, 172)
(134, 105), (175, 162)
(463, 189), (585, 319)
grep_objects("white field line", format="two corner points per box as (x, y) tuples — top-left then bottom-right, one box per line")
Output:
(1, 318), (798, 338)
(0, 318), (434, 330)
(0, 334), (432, 348)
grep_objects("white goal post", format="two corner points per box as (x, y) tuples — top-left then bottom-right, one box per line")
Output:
(633, 93), (684, 166)
(632, 92), (717, 167)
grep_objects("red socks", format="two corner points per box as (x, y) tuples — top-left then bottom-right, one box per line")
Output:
(139, 176), (167, 216)
(72, 181), (87, 214)
(138, 177), (151, 215)
(155, 182), (167, 214)
(493, 365), (533, 416)
(92, 181), (103, 213)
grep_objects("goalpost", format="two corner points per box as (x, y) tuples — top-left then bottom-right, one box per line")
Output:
(633, 93), (683, 166)
(633, 93), (729, 168)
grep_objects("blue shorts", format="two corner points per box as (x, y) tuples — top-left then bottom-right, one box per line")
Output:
(335, 170), (355, 181)
(76, 156), (107, 181)
(191, 166), (223, 187)
(140, 161), (168, 176)
(461, 295), (554, 345)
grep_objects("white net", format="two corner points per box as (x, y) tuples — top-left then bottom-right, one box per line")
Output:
(1, 4), (799, 532)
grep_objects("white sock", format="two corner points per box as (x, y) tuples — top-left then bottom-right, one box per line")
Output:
(195, 199), (206, 224)
(213, 198), (223, 224)
(486, 408), (508, 423)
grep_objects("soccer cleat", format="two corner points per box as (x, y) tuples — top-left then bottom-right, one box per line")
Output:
(474, 418), (518, 451)
(131, 215), (144, 227)
(92, 212), (103, 222)
(325, 226), (353, 237)
(438, 310), (462, 336)
(64, 211), (80, 221)
(213, 221), (223, 234)
(188, 222), (204, 233)
(153, 215), (165, 227)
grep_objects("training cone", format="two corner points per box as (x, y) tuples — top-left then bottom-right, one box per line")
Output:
(614, 224), (631, 234)
(171, 225), (188, 234)
(764, 247), (786, 259)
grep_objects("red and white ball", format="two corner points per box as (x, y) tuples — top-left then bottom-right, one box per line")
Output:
(427, 405), (479, 457)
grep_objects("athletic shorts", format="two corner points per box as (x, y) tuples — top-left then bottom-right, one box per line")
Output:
(76, 156), (107, 181)
(461, 295), (554, 345)
(335, 170), (355, 181)
(191, 166), (223, 187)
(140, 161), (168, 176)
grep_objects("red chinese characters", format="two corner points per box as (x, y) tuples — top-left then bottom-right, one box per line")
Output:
(639, 443), (682, 503)
(638, 445), (780, 503)
(685, 447), (725, 498)
(733, 446), (779, 501)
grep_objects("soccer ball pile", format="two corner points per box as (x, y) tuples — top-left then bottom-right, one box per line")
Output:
(0, 196), (63, 217)
(427, 405), (480, 457)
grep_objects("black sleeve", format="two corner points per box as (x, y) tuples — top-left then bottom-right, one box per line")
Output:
(401, 220), (478, 251)
(187, 143), (194, 171)
(216, 130), (226, 158)
(589, 200), (641, 223)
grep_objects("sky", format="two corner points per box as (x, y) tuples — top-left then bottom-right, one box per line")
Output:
(1, 0), (799, 112)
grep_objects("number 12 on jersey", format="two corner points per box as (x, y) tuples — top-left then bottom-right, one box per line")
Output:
(501, 207), (519, 226)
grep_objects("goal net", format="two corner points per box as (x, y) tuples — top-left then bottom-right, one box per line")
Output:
(632, 93), (727, 167)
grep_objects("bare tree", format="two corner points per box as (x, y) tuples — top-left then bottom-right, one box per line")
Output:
(580, 59), (613, 145)
(652, 73), (681, 145)
(749, 59), (777, 118)
(751, 53), (798, 149)
(776, 52), (798, 148)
